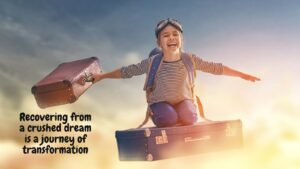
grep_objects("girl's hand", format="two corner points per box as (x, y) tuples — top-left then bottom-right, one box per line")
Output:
(92, 73), (105, 83)
(241, 73), (261, 82)
(77, 72), (95, 85)
(222, 66), (261, 82)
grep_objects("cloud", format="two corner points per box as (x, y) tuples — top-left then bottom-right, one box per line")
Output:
(123, 52), (142, 65)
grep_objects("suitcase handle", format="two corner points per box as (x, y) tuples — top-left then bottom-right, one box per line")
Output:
(77, 72), (95, 85)
(84, 72), (95, 82)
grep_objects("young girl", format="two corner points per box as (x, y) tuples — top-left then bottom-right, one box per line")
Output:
(87, 18), (260, 128)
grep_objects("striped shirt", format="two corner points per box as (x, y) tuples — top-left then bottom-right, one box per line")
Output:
(121, 54), (223, 105)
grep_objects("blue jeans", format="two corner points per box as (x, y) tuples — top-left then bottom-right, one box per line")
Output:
(150, 100), (198, 127)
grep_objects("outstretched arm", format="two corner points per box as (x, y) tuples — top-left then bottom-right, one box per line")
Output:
(93, 69), (122, 83)
(222, 66), (261, 82)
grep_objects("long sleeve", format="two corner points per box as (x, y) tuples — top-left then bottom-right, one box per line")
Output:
(120, 58), (150, 78)
(192, 55), (223, 75)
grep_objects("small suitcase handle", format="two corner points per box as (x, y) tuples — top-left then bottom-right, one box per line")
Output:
(77, 72), (95, 85)
(84, 72), (95, 82)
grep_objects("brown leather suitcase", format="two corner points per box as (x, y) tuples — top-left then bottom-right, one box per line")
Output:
(31, 57), (101, 109)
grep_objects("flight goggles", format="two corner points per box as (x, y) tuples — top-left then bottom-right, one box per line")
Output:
(155, 18), (183, 38)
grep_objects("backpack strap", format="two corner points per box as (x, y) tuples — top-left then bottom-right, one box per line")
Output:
(182, 54), (210, 120)
(181, 53), (195, 82)
(181, 53), (196, 97)
(137, 106), (152, 128)
(143, 53), (163, 93)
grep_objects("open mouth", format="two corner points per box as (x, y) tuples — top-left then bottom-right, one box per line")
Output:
(167, 43), (178, 48)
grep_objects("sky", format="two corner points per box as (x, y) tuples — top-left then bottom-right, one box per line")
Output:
(0, 0), (300, 169)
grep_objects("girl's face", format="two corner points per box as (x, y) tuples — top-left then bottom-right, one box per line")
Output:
(157, 25), (183, 55)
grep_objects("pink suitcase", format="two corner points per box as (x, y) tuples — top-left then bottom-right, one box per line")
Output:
(31, 57), (101, 108)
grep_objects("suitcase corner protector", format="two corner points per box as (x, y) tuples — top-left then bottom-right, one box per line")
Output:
(31, 85), (37, 94)
(69, 96), (77, 103)
(90, 56), (98, 60)
(146, 153), (153, 161)
(37, 102), (46, 109)
(62, 80), (72, 87)
(144, 128), (151, 137)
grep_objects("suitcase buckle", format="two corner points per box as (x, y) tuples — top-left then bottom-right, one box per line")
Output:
(155, 130), (168, 144)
